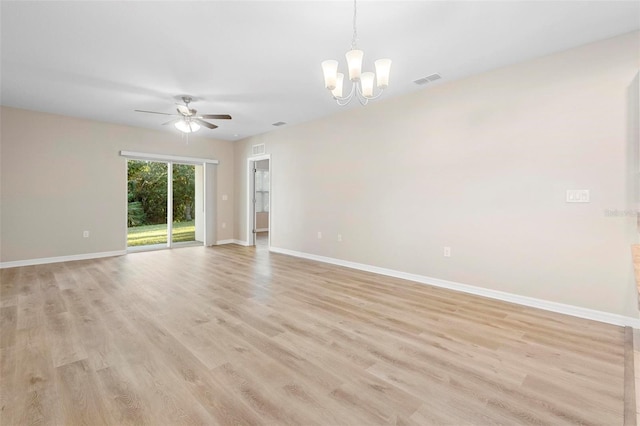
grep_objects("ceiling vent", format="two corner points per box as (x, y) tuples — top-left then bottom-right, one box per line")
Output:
(414, 73), (442, 85)
(252, 144), (266, 156)
(272, 121), (287, 127)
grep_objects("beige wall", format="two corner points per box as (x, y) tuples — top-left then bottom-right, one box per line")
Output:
(234, 32), (640, 317)
(0, 107), (234, 262)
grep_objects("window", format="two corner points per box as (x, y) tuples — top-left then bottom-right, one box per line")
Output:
(255, 169), (270, 213)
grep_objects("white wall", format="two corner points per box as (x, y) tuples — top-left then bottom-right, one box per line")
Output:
(0, 107), (235, 262)
(234, 32), (640, 317)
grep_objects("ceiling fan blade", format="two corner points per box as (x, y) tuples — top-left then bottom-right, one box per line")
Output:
(176, 105), (191, 116)
(200, 114), (232, 120)
(194, 118), (218, 130)
(135, 109), (174, 116)
(162, 118), (182, 126)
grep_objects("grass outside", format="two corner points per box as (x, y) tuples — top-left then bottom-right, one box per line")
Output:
(127, 220), (196, 247)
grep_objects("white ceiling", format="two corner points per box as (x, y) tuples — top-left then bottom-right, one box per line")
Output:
(1, 1), (639, 142)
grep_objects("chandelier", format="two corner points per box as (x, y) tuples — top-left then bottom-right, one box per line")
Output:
(321, 0), (392, 106)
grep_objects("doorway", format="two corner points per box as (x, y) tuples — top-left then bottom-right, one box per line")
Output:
(127, 159), (202, 250)
(247, 155), (270, 247)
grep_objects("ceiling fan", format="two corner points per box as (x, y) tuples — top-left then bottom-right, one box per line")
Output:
(135, 96), (231, 133)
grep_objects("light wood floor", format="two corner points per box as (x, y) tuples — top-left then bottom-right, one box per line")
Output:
(0, 244), (627, 425)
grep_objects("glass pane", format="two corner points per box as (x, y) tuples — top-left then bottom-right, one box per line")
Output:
(263, 171), (270, 190)
(255, 170), (263, 191)
(263, 192), (269, 212)
(172, 164), (196, 244)
(127, 160), (168, 247)
(256, 192), (264, 213)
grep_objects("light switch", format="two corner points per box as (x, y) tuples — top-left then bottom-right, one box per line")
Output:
(222, 194), (228, 201)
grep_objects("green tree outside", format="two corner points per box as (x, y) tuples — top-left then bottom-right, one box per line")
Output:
(127, 160), (195, 226)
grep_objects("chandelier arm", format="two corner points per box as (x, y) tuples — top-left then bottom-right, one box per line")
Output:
(354, 83), (369, 106)
(334, 82), (357, 106)
(365, 88), (385, 101)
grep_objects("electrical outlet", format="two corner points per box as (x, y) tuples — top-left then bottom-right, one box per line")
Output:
(222, 194), (228, 201)
(337, 234), (343, 242)
(444, 246), (451, 257)
(83, 231), (90, 238)
(317, 231), (322, 239)
(566, 189), (590, 203)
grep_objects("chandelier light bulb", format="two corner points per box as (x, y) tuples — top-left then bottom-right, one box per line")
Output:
(321, 60), (339, 90)
(331, 73), (345, 98)
(374, 58), (392, 89)
(345, 49), (364, 81)
(360, 72), (375, 98)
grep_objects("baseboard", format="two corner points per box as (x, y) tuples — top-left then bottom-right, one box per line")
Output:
(215, 239), (236, 245)
(269, 246), (640, 328)
(216, 239), (251, 246)
(0, 250), (127, 269)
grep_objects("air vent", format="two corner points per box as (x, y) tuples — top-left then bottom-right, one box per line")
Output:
(414, 73), (442, 85)
(252, 144), (266, 156)
(272, 121), (287, 127)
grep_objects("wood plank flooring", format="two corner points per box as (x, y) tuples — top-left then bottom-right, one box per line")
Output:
(0, 244), (627, 425)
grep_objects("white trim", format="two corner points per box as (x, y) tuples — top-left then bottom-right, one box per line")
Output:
(215, 239), (251, 246)
(0, 250), (127, 269)
(120, 150), (219, 165)
(255, 228), (269, 233)
(269, 246), (640, 328)
(246, 154), (271, 247)
(215, 239), (235, 245)
(167, 162), (173, 248)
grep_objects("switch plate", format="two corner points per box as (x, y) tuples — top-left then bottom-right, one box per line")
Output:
(83, 231), (89, 238)
(566, 190), (590, 203)
(222, 194), (228, 201)
(337, 234), (342, 242)
(444, 246), (451, 257)
(222, 222), (227, 229)
(317, 231), (322, 239)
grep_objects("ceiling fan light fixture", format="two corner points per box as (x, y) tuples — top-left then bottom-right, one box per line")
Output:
(175, 119), (200, 133)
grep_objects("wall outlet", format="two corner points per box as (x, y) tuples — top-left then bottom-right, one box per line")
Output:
(83, 231), (90, 238)
(566, 189), (590, 203)
(317, 231), (322, 239)
(337, 234), (343, 242)
(444, 246), (451, 257)
(222, 194), (228, 201)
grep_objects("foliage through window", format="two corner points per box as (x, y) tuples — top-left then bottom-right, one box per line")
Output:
(255, 169), (269, 213)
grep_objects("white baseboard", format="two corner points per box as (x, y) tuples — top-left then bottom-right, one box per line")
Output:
(216, 239), (251, 246)
(269, 246), (640, 328)
(216, 239), (235, 245)
(0, 250), (127, 269)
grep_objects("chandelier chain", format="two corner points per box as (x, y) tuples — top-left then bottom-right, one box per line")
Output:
(351, 0), (358, 50)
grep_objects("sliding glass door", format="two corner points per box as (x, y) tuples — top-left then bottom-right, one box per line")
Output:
(172, 163), (197, 245)
(127, 160), (168, 247)
(127, 160), (201, 249)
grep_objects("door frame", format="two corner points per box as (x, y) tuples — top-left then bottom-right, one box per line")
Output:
(121, 150), (218, 250)
(246, 154), (271, 247)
